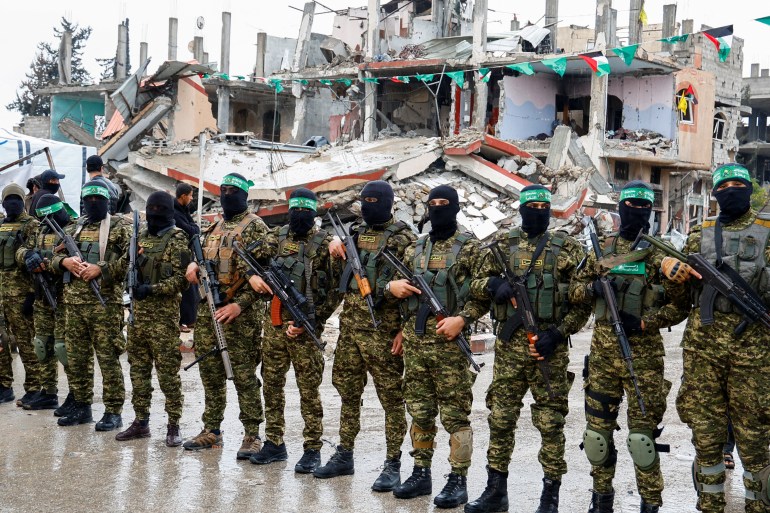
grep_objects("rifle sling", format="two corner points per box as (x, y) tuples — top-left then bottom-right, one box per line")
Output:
(594, 248), (651, 272)
(522, 232), (550, 280)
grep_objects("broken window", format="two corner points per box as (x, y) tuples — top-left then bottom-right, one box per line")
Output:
(614, 161), (629, 182)
(650, 167), (661, 185)
(713, 113), (726, 141)
(263, 110), (280, 142)
(676, 90), (694, 125)
(606, 95), (623, 131)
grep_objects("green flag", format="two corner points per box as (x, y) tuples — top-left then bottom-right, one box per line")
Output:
(446, 71), (465, 88)
(336, 78), (352, 86)
(541, 57), (567, 77)
(757, 16), (770, 26)
(361, 77), (379, 83)
(293, 79), (309, 85)
(505, 62), (534, 76)
(479, 68), (491, 83)
(268, 78), (284, 93)
(415, 73), (435, 82)
(658, 34), (688, 44)
(320, 79), (333, 86)
(612, 45), (639, 66)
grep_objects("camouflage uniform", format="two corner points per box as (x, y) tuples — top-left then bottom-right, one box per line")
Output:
(51, 214), (133, 413)
(397, 231), (493, 476)
(193, 211), (269, 436)
(571, 235), (689, 506)
(485, 229), (590, 479)
(676, 209), (770, 513)
(125, 227), (190, 424)
(259, 225), (338, 450)
(333, 219), (415, 460)
(0, 212), (42, 394)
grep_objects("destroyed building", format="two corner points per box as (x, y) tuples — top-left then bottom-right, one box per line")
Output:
(739, 63), (770, 184)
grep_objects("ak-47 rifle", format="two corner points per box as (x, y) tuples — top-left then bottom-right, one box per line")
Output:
(326, 211), (380, 328)
(232, 241), (325, 351)
(43, 216), (106, 307)
(183, 235), (234, 380)
(377, 246), (483, 373)
(634, 230), (770, 336)
(486, 240), (554, 398)
(126, 210), (139, 326)
(17, 231), (57, 312)
(588, 218), (646, 415)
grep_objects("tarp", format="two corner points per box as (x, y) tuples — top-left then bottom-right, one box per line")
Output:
(0, 129), (96, 215)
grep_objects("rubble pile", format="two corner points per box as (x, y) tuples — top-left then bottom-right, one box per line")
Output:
(606, 128), (673, 153)
(398, 44), (427, 60)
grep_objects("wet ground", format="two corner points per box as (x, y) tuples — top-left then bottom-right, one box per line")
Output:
(0, 320), (748, 512)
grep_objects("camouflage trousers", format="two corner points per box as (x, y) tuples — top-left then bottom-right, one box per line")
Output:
(584, 347), (671, 505)
(403, 333), (475, 476)
(66, 303), (126, 412)
(127, 301), (183, 424)
(0, 312), (14, 388)
(485, 335), (573, 478)
(332, 324), (406, 460)
(677, 346), (770, 513)
(194, 301), (263, 436)
(32, 297), (66, 393)
(1, 298), (42, 392)
(261, 321), (324, 450)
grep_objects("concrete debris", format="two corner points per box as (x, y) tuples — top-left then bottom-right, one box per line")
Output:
(397, 44), (427, 60)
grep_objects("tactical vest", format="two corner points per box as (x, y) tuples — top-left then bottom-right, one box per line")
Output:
(276, 225), (330, 306)
(698, 214), (770, 311)
(408, 232), (473, 315)
(73, 217), (121, 265)
(491, 229), (570, 324)
(202, 214), (257, 289)
(137, 228), (178, 286)
(594, 235), (666, 321)
(0, 218), (33, 270)
(347, 221), (409, 300)
(36, 228), (59, 262)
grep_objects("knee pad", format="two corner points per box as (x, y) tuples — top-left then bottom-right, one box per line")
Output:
(54, 339), (68, 367)
(692, 459), (726, 495)
(449, 426), (473, 465)
(744, 465), (770, 506)
(33, 335), (54, 362)
(410, 423), (437, 450)
(627, 429), (658, 471)
(582, 427), (616, 467)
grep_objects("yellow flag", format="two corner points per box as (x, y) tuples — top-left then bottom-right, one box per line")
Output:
(678, 93), (688, 114)
(639, 2), (648, 26)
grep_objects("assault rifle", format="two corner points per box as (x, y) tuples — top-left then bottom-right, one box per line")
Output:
(232, 241), (325, 351)
(17, 231), (58, 312)
(486, 240), (554, 398)
(43, 216), (106, 307)
(588, 218), (646, 415)
(633, 231), (770, 336)
(183, 236), (234, 380)
(126, 210), (139, 326)
(377, 246), (483, 373)
(326, 211), (380, 328)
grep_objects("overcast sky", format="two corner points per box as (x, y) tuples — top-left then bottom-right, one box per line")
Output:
(2, 0), (768, 130)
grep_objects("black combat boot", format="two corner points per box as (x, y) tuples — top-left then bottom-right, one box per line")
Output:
(294, 449), (321, 474)
(434, 473), (468, 508)
(115, 419), (150, 441)
(372, 456), (401, 492)
(313, 445), (354, 478)
(54, 392), (75, 417)
(57, 402), (93, 426)
(16, 390), (40, 407)
(0, 384), (15, 404)
(250, 440), (288, 465)
(639, 500), (659, 513)
(587, 490), (615, 513)
(465, 467), (509, 513)
(393, 466), (432, 499)
(535, 477), (561, 513)
(23, 392), (59, 410)
(166, 424), (182, 447)
(95, 412), (123, 431)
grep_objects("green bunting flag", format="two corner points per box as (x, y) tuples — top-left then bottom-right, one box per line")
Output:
(415, 73), (435, 82)
(268, 78), (284, 93)
(541, 57), (567, 77)
(612, 44), (639, 66)
(579, 52), (611, 77)
(506, 62), (535, 76)
(336, 78), (352, 86)
(757, 16), (770, 26)
(658, 34), (688, 44)
(361, 77), (379, 84)
(479, 68), (491, 83)
(446, 70), (465, 88)
(320, 79), (333, 86)
(391, 76), (411, 83)
(294, 79), (309, 85)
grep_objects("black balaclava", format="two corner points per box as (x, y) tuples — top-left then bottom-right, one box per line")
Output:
(81, 180), (110, 222)
(146, 191), (176, 236)
(35, 194), (71, 227)
(618, 180), (654, 241)
(288, 188), (317, 236)
(360, 180), (394, 227)
(427, 185), (461, 242)
(220, 173), (249, 221)
(2, 197), (24, 221)
(519, 184), (552, 237)
(712, 164), (753, 224)
(40, 170), (62, 194)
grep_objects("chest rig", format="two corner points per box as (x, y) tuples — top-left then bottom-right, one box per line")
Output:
(202, 214), (257, 291)
(72, 216), (118, 264)
(36, 227), (60, 262)
(345, 221), (408, 302)
(137, 228), (178, 286)
(698, 214), (770, 311)
(0, 218), (32, 270)
(276, 225), (329, 306)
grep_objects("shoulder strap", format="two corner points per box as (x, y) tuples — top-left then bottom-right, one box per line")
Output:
(278, 225), (290, 242)
(524, 232), (550, 278)
(507, 228), (522, 255)
(448, 231), (473, 267)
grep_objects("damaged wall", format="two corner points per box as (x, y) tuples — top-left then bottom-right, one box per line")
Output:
(675, 68), (715, 169)
(500, 74), (558, 140)
(168, 76), (218, 143)
(297, 88), (353, 143)
(50, 94), (104, 143)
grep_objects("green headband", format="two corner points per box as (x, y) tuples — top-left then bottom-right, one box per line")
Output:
(288, 197), (318, 211)
(520, 188), (551, 205)
(36, 201), (64, 217)
(81, 185), (110, 199)
(713, 165), (750, 188)
(619, 187), (655, 203)
(221, 175), (254, 192)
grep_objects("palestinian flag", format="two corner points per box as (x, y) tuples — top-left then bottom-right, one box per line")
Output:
(579, 51), (611, 77)
(686, 84), (698, 105)
(703, 25), (733, 62)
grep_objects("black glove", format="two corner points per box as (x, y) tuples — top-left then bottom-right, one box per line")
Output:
(487, 277), (515, 305)
(135, 284), (153, 301)
(22, 292), (35, 317)
(590, 277), (617, 299)
(619, 311), (643, 335)
(534, 326), (565, 359)
(24, 251), (44, 273)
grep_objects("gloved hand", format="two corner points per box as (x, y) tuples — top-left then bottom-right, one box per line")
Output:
(22, 292), (35, 317)
(590, 277), (617, 299)
(619, 311), (643, 335)
(24, 250), (44, 273)
(487, 277), (515, 304)
(135, 284), (153, 301)
(534, 326), (565, 359)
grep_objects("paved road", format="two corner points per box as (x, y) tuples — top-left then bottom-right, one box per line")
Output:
(0, 320), (747, 512)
